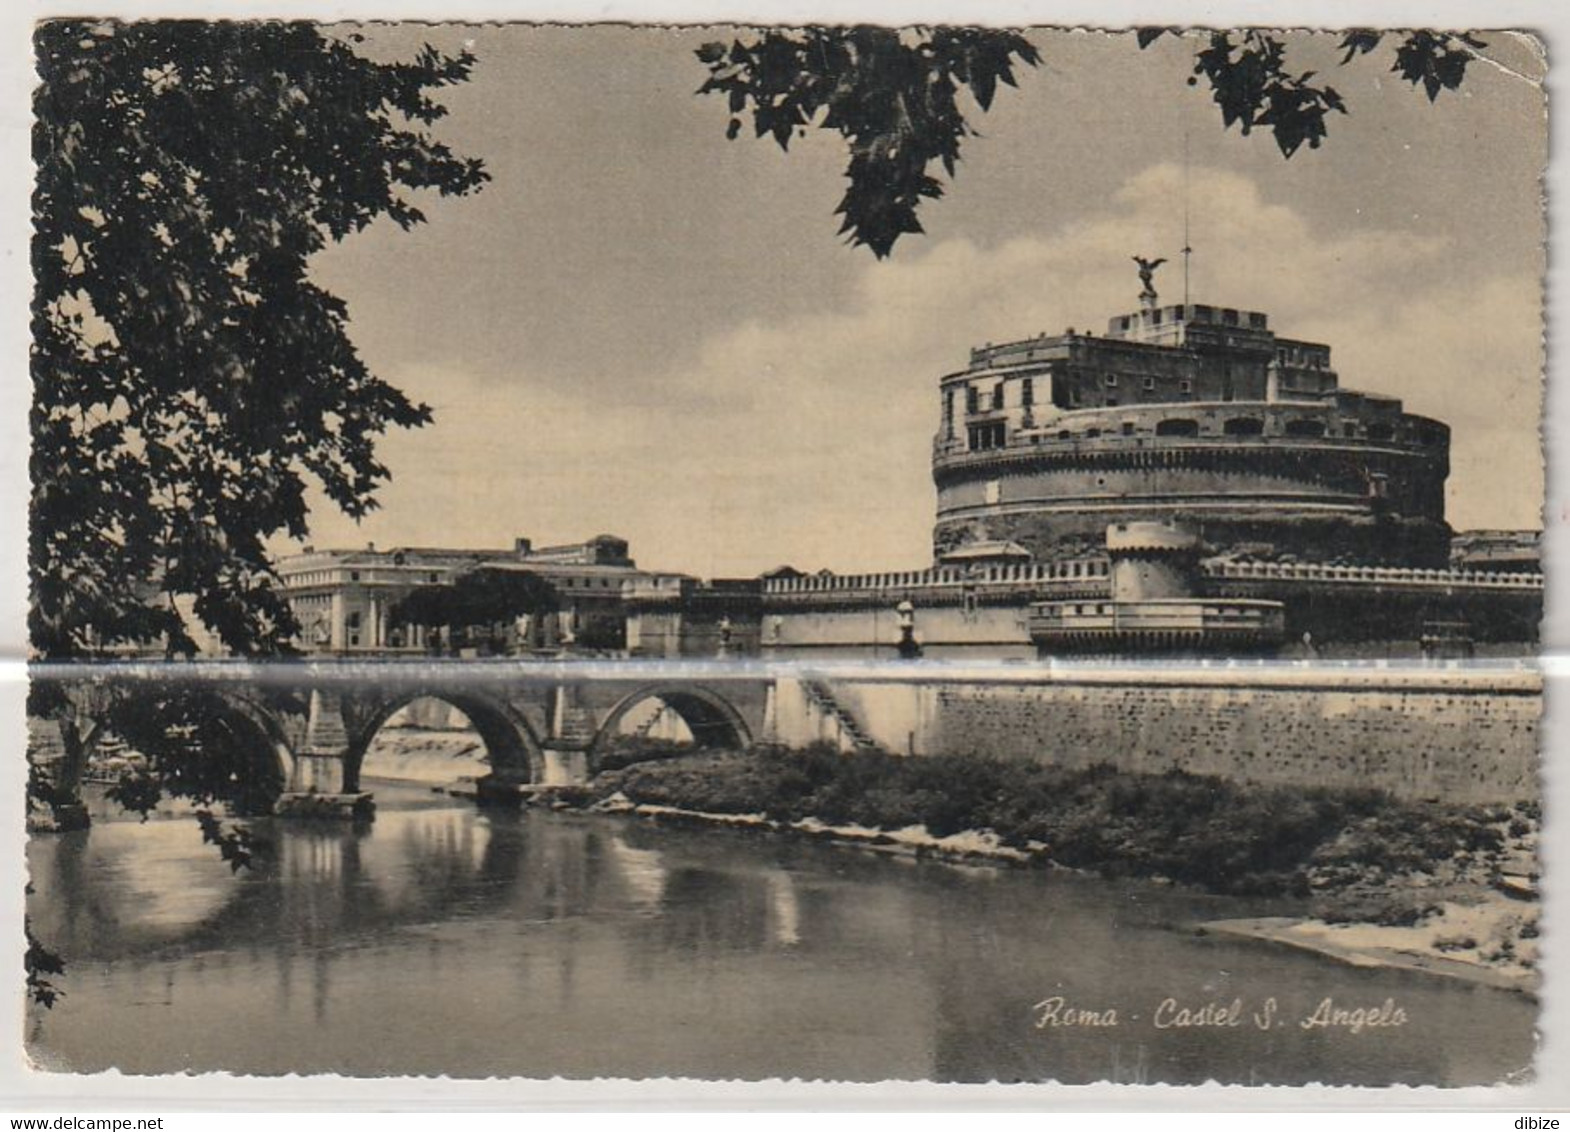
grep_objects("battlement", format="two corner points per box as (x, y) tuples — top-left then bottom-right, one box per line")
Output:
(1204, 560), (1544, 591)
(759, 556), (1542, 603)
(1105, 302), (1271, 346)
(762, 559), (1111, 599)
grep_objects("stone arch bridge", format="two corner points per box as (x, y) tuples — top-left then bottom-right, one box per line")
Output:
(29, 660), (774, 822)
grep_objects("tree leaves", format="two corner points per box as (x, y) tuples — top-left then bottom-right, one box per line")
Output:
(31, 21), (488, 660)
(1391, 31), (1488, 101)
(1187, 31), (1347, 157)
(25, 917), (65, 1008)
(392, 567), (560, 629)
(1153, 28), (1486, 157)
(696, 27), (1040, 258)
(194, 809), (259, 872)
(701, 27), (1492, 256)
(99, 681), (296, 817)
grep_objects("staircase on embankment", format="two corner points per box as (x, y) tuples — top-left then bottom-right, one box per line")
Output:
(798, 678), (883, 754)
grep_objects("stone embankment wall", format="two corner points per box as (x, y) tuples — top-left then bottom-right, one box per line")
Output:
(770, 666), (1540, 804)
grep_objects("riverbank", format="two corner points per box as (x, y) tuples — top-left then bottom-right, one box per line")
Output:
(541, 746), (1539, 993)
(1204, 899), (1539, 995)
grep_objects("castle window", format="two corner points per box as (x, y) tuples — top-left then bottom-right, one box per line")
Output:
(967, 422), (1006, 450)
(1224, 416), (1264, 436)
(1022, 378), (1034, 408)
(1105, 374), (1118, 387)
(350, 571), (360, 581)
(1285, 418), (1326, 438)
(1057, 430), (1072, 441)
(1179, 379), (1193, 394)
(1121, 421), (1135, 436)
(347, 612), (361, 629)
(1085, 428), (1102, 438)
(1142, 376), (1156, 391)
(1156, 418), (1200, 437)
(992, 384), (1005, 411)
(429, 572), (440, 583)
(966, 385), (979, 414)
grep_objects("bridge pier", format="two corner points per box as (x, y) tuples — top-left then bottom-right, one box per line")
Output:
(542, 745), (589, 786)
(473, 744), (587, 807)
(273, 689), (375, 822)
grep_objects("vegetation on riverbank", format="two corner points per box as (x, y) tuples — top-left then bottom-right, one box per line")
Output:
(577, 746), (1524, 898)
(560, 745), (1541, 990)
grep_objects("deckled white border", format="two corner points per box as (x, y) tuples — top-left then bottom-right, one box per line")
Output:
(0, 0), (1564, 1111)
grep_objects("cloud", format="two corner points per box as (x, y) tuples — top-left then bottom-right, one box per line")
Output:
(298, 164), (1542, 574)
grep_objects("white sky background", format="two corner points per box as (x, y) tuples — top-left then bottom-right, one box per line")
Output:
(294, 26), (1547, 578)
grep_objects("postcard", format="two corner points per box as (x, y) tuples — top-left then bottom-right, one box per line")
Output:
(16, 17), (1552, 1095)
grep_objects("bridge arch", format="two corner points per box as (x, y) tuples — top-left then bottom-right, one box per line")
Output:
(342, 689), (544, 794)
(36, 687), (295, 815)
(590, 683), (752, 765)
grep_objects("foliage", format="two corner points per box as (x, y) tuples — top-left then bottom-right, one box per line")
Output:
(702, 27), (1490, 256)
(1147, 29), (1488, 157)
(24, 917), (65, 1009)
(392, 568), (559, 628)
(27, 22), (487, 1006)
(31, 20), (489, 659)
(596, 749), (1505, 898)
(697, 28), (1041, 257)
(99, 683), (293, 820)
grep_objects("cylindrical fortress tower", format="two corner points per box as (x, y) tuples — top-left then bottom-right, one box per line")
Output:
(1107, 521), (1202, 601)
(932, 302), (1452, 567)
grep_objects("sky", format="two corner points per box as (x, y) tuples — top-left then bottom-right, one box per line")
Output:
(297, 26), (1547, 578)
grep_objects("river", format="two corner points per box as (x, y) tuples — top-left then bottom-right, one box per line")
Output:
(26, 772), (1536, 1084)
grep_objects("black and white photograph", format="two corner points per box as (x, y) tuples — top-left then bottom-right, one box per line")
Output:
(15, 14), (1553, 1093)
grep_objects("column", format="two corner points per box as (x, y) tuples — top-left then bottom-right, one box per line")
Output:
(329, 591), (345, 651)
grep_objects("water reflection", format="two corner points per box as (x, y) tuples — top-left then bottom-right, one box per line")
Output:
(27, 785), (1536, 1083)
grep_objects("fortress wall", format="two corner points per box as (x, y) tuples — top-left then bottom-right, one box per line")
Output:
(764, 606), (1036, 660)
(763, 582), (1539, 659)
(939, 464), (1367, 513)
(933, 439), (1450, 564)
(937, 510), (1453, 568)
(811, 669), (1539, 804)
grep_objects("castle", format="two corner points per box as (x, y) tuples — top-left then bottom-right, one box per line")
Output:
(934, 301), (1450, 568)
(277, 282), (1542, 662)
